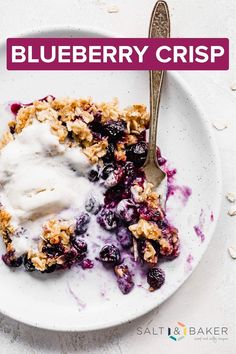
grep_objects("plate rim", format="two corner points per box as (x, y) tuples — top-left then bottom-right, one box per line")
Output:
(0, 26), (222, 331)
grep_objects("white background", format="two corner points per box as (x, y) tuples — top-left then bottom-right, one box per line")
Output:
(0, 0), (235, 353)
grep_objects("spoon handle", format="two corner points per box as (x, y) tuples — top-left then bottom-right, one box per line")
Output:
(146, 1), (170, 164)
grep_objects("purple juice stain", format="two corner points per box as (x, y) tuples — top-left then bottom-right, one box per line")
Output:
(194, 209), (206, 242)
(185, 254), (194, 272)
(166, 174), (192, 205)
(194, 226), (205, 242)
(167, 184), (192, 205)
(67, 283), (86, 309)
(187, 254), (193, 264)
(210, 212), (214, 222)
(160, 151), (192, 206)
(166, 168), (177, 182)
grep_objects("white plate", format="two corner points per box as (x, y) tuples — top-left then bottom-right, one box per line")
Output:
(0, 28), (221, 331)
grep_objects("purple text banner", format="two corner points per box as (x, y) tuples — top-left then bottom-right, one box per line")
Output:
(7, 38), (229, 71)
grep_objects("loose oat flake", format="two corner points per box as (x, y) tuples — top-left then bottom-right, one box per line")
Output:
(228, 207), (236, 216)
(212, 120), (228, 131)
(230, 82), (236, 91)
(228, 246), (236, 259)
(226, 192), (236, 203)
(107, 4), (119, 13)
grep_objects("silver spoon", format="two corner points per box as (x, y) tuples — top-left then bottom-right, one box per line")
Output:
(143, 0), (170, 194)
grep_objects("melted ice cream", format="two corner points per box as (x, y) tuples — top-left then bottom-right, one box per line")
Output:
(0, 121), (103, 254)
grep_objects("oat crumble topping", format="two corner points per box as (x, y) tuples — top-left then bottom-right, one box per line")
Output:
(129, 218), (162, 241)
(0, 95), (180, 292)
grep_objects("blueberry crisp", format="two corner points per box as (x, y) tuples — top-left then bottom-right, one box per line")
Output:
(0, 96), (179, 294)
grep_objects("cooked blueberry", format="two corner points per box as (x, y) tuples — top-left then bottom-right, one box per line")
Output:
(13, 256), (23, 267)
(80, 258), (94, 269)
(88, 113), (104, 134)
(88, 169), (99, 182)
(124, 161), (135, 176)
(137, 238), (147, 257)
(104, 192), (121, 208)
(104, 168), (123, 188)
(67, 130), (73, 141)
(85, 195), (101, 214)
(116, 199), (138, 223)
(42, 243), (64, 257)
(103, 120), (126, 141)
(147, 267), (165, 290)
(139, 205), (162, 222)
(101, 163), (115, 180)
(75, 213), (90, 234)
(9, 125), (15, 134)
(104, 186), (122, 206)
(99, 244), (121, 266)
(11, 103), (22, 115)
(2, 251), (23, 268)
(138, 130), (146, 142)
(72, 238), (87, 254)
(97, 208), (118, 230)
(23, 255), (35, 272)
(168, 243), (180, 259)
(126, 141), (148, 167)
(157, 156), (167, 166)
(94, 112), (102, 120)
(104, 184), (131, 207)
(92, 131), (103, 141)
(149, 240), (161, 255)
(42, 264), (57, 273)
(148, 209), (161, 222)
(159, 226), (180, 259)
(62, 247), (81, 268)
(156, 219), (167, 229)
(156, 147), (167, 166)
(123, 162), (139, 189)
(116, 227), (133, 249)
(114, 265), (134, 294)
(102, 143), (115, 163)
(2, 253), (13, 266)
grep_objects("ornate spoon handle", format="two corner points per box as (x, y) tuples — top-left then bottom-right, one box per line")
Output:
(147, 1), (170, 165)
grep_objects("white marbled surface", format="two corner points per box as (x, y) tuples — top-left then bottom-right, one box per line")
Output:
(0, 0), (235, 353)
